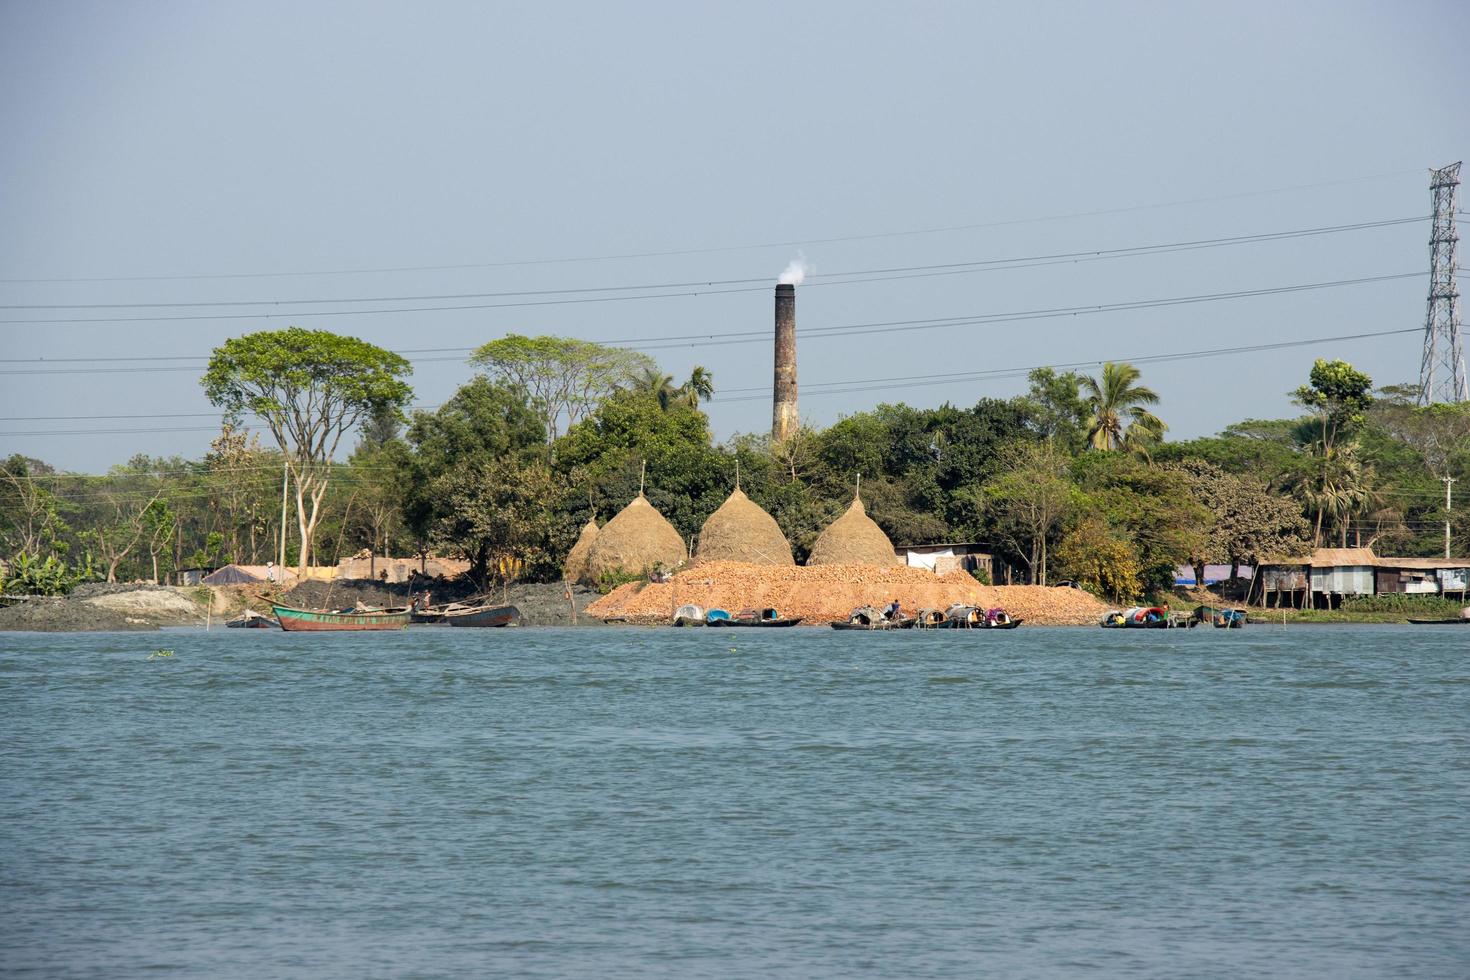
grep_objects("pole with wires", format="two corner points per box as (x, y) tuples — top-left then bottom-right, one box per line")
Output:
(1445, 475), (1456, 560)
(278, 457), (289, 576)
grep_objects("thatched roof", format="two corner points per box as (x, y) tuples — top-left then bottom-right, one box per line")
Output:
(697, 488), (794, 566)
(582, 494), (687, 583)
(806, 496), (900, 567)
(563, 518), (599, 582)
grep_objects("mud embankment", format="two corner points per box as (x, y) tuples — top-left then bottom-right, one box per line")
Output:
(0, 584), (212, 632)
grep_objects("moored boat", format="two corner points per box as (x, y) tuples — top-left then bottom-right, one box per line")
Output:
(672, 604), (706, 627)
(708, 607), (802, 627)
(830, 605), (891, 630)
(984, 608), (1023, 629)
(1101, 607), (1172, 629)
(1407, 617), (1470, 625)
(225, 609), (278, 629)
(914, 608), (947, 628)
(1213, 608), (1247, 629)
(444, 604), (521, 628)
(272, 604), (411, 631)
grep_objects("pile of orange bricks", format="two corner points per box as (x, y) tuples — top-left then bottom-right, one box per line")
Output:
(585, 560), (1110, 626)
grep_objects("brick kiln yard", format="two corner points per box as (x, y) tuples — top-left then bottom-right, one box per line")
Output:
(586, 560), (1111, 626)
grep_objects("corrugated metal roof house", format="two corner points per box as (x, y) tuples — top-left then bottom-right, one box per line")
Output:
(1257, 548), (1470, 607)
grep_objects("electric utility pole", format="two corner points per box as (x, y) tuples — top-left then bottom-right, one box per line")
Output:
(1445, 475), (1456, 560)
(1418, 162), (1466, 404)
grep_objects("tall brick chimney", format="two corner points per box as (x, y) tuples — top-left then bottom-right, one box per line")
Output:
(772, 283), (798, 441)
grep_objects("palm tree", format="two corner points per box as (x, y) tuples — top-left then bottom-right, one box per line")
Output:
(1290, 420), (1372, 547)
(1081, 362), (1167, 451)
(678, 366), (714, 408)
(633, 366), (678, 411)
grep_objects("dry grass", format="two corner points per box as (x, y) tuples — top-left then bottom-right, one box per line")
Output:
(696, 488), (794, 566)
(806, 497), (901, 567)
(563, 519), (599, 582)
(583, 494), (687, 582)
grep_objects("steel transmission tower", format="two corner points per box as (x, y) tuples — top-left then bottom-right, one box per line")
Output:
(1418, 161), (1465, 404)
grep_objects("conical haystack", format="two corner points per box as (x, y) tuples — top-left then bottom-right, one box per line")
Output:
(563, 518), (599, 582)
(697, 488), (794, 566)
(806, 495), (900, 567)
(582, 494), (687, 583)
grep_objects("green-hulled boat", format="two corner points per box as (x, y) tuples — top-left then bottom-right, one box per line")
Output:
(272, 604), (411, 632)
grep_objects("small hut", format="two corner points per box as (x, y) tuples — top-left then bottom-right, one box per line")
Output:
(806, 495), (900, 567)
(697, 488), (794, 566)
(582, 494), (687, 583)
(563, 518), (599, 582)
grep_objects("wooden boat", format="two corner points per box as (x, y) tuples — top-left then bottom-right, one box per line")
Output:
(672, 604), (706, 627)
(830, 606), (891, 630)
(709, 607), (802, 628)
(705, 608), (732, 625)
(225, 609), (277, 629)
(1100, 607), (1173, 629)
(272, 604), (411, 631)
(1213, 608), (1247, 629)
(407, 591), (438, 623)
(444, 604), (521, 628)
(940, 605), (1022, 629)
(1193, 605), (1244, 628)
(914, 608), (947, 629)
(1407, 617), (1470, 625)
(937, 604), (976, 628)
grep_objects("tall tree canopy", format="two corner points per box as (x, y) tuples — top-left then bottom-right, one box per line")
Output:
(202, 327), (412, 575)
(469, 335), (654, 440)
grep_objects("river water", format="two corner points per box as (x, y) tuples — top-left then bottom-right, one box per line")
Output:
(1, 625), (1466, 978)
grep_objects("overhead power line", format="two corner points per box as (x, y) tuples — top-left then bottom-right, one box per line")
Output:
(0, 270), (1430, 376)
(0, 219), (1428, 325)
(0, 216), (1423, 311)
(0, 325), (1420, 437)
(0, 169), (1421, 284)
(710, 327), (1422, 402)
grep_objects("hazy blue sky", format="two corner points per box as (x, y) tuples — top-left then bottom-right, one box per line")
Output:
(2, 0), (1466, 472)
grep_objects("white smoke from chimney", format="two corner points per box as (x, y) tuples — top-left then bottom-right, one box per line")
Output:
(778, 252), (811, 286)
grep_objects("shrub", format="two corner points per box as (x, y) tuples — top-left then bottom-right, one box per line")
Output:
(1, 552), (80, 596)
(1340, 594), (1463, 615)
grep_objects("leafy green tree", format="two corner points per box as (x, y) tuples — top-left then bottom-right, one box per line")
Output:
(142, 498), (177, 584)
(402, 377), (545, 557)
(202, 327), (412, 576)
(1169, 458), (1310, 586)
(969, 440), (1076, 585)
(1081, 362), (1166, 451)
(1021, 367), (1089, 453)
(1054, 516), (1141, 601)
(1293, 358), (1373, 457)
(1071, 452), (1209, 594)
(431, 459), (564, 583)
(0, 456), (69, 558)
(469, 335), (654, 440)
(554, 388), (726, 538)
(203, 424), (278, 565)
(78, 465), (166, 582)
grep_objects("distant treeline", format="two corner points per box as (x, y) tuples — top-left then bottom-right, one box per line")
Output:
(3, 328), (1466, 602)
